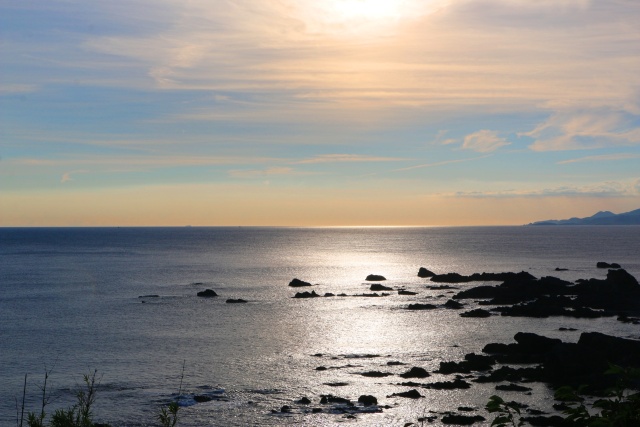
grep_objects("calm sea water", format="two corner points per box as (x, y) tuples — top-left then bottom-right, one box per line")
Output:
(1, 226), (639, 426)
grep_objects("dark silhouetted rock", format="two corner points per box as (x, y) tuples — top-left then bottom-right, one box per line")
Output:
(289, 278), (312, 287)
(353, 292), (387, 297)
(324, 382), (349, 387)
(360, 371), (393, 377)
(197, 289), (218, 297)
(555, 268), (568, 271)
(444, 299), (464, 309)
(320, 395), (352, 405)
(597, 262), (621, 269)
(424, 378), (471, 389)
(437, 361), (471, 374)
(366, 274), (387, 281)
(495, 383), (532, 392)
(441, 413), (485, 425)
(293, 290), (320, 298)
(226, 298), (247, 303)
(297, 397), (311, 404)
(407, 303), (437, 310)
(514, 332), (562, 354)
(521, 415), (565, 427)
(427, 285), (459, 290)
(357, 395), (378, 406)
(324, 292), (335, 297)
(370, 283), (393, 291)
(389, 389), (422, 399)
(432, 271), (535, 283)
(460, 309), (491, 318)
(474, 366), (545, 383)
(398, 289), (417, 295)
(399, 367), (430, 378)
(418, 267), (436, 278)
(430, 272), (468, 283)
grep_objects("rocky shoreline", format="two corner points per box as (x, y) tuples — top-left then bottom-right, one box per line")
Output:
(181, 263), (640, 425)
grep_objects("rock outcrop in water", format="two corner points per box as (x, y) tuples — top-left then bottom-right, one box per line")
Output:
(289, 278), (313, 287)
(450, 268), (640, 317)
(293, 266), (640, 425)
(365, 274), (387, 281)
(196, 289), (218, 297)
(418, 267), (436, 278)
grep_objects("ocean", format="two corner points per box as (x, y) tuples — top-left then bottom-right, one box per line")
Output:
(1, 226), (639, 426)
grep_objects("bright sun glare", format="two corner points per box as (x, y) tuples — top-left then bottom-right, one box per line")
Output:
(300, 0), (436, 35)
(332, 0), (403, 21)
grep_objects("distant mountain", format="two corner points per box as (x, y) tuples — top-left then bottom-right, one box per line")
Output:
(528, 208), (640, 225)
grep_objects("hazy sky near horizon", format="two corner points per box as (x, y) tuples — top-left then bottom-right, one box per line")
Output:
(1, 0), (640, 226)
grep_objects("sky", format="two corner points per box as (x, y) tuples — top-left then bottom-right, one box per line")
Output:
(1, 0), (639, 226)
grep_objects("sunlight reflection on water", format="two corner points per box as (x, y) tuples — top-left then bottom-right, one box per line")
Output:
(1, 227), (640, 425)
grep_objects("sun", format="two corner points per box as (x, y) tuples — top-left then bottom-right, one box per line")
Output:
(331, 0), (404, 22)
(298, 0), (437, 36)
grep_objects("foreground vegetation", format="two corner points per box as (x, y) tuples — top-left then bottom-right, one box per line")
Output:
(16, 364), (640, 426)
(487, 365), (640, 427)
(16, 368), (180, 427)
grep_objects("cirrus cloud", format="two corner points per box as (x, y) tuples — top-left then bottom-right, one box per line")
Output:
(462, 130), (510, 152)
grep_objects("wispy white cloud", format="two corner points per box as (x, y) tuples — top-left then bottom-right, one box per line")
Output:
(78, 0), (640, 117)
(0, 84), (37, 95)
(11, 155), (283, 168)
(462, 130), (510, 152)
(61, 170), (88, 183)
(524, 109), (640, 151)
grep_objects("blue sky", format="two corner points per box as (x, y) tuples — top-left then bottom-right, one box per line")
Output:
(1, 0), (639, 226)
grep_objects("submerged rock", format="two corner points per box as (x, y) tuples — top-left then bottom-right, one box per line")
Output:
(226, 298), (247, 304)
(398, 289), (418, 295)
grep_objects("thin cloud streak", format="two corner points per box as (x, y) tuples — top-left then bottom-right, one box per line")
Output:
(451, 179), (640, 199)
(558, 153), (640, 164)
(392, 155), (492, 172)
(296, 154), (405, 164)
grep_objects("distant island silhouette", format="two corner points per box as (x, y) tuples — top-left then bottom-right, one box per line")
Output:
(528, 208), (640, 225)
